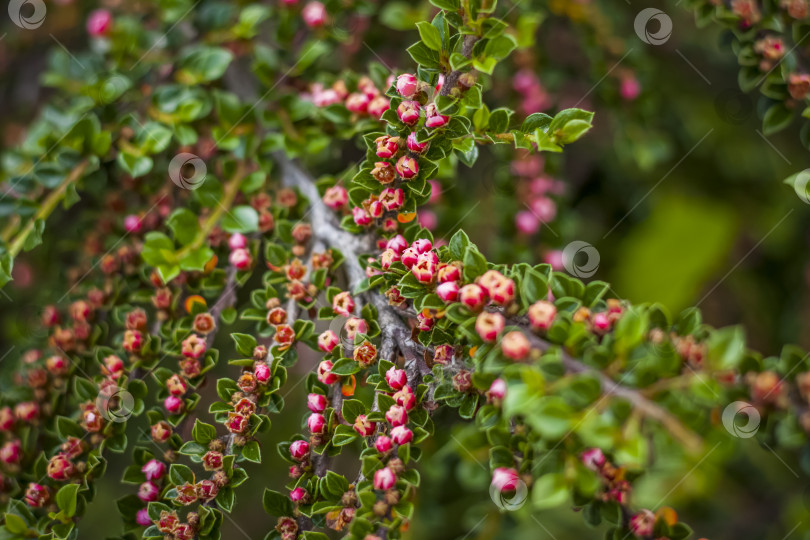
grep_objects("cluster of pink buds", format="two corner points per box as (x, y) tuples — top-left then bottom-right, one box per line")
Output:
(509, 154), (564, 236)
(153, 510), (196, 539)
(228, 233), (253, 271)
(309, 75), (390, 119)
(512, 69), (552, 116)
(580, 448), (632, 505)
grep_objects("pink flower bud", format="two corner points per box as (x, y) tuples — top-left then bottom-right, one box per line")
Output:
(345, 317), (368, 340)
(460, 284), (486, 311)
(307, 413), (326, 434)
(373, 467), (397, 490)
(15, 401), (39, 422)
(289, 440), (310, 461)
(141, 459), (166, 481)
(290, 487), (308, 502)
(138, 481), (160, 502)
(307, 393), (328, 413)
(136, 507), (151, 527)
(47, 454), (75, 481)
(367, 96), (391, 119)
(352, 206), (373, 226)
(353, 414), (377, 437)
(629, 510), (656, 538)
(412, 256), (436, 283)
(181, 334), (207, 360)
(544, 250), (564, 271)
(346, 92), (370, 113)
(515, 211), (540, 235)
(581, 448), (606, 471)
(324, 185), (348, 209)
(166, 374), (187, 396)
(528, 300), (556, 331)
(0, 407), (13, 431)
(387, 235), (409, 254)
(332, 291), (355, 316)
(433, 344), (454, 365)
(164, 395), (184, 415)
(375, 136), (400, 159)
(501, 331), (530, 360)
(475, 312), (505, 342)
(436, 281), (459, 303)
(318, 330), (340, 353)
(229, 248), (252, 270)
(489, 378), (507, 401)
(368, 199), (385, 218)
(424, 103), (449, 128)
(397, 101), (421, 125)
(124, 214), (142, 233)
(385, 405), (408, 427)
(301, 1), (326, 27)
(412, 238), (432, 253)
(24, 483), (49, 507)
(396, 74), (419, 98)
(385, 366), (407, 390)
(87, 9), (113, 37)
(406, 131), (429, 153)
(380, 248), (400, 270)
(592, 312), (611, 333)
(254, 363), (271, 383)
(395, 155), (419, 179)
(380, 187), (405, 211)
(620, 76), (641, 101)
(529, 197), (557, 223)
(400, 247), (419, 268)
(317, 360), (339, 385)
(375, 435), (393, 453)
(491, 467), (520, 492)
(229, 233), (247, 250)
(437, 263), (460, 283)
(390, 425), (413, 445)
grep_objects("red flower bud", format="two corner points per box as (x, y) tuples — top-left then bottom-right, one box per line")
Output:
(318, 360), (339, 385)
(290, 440), (310, 461)
(229, 233), (248, 250)
(302, 1), (326, 27)
(47, 454), (74, 481)
(324, 185), (349, 209)
(436, 281), (459, 302)
(390, 425), (413, 445)
(385, 366), (407, 390)
(164, 395), (184, 414)
(406, 131), (428, 153)
(385, 405), (408, 427)
(629, 509), (656, 538)
(151, 421), (172, 443)
(308, 413), (327, 434)
(395, 155), (419, 179)
(581, 448), (606, 471)
(424, 103), (450, 128)
(24, 483), (49, 507)
(488, 378), (507, 402)
(255, 363), (271, 383)
(375, 136), (400, 159)
(203, 451), (224, 471)
(397, 101), (421, 125)
(491, 467), (520, 492)
(308, 393), (328, 413)
(181, 334), (206, 360)
(290, 487), (309, 502)
(229, 248), (253, 270)
(226, 412), (248, 433)
(396, 74), (418, 98)
(375, 435), (393, 453)
(86, 9), (112, 37)
(166, 374), (188, 396)
(367, 96), (391, 119)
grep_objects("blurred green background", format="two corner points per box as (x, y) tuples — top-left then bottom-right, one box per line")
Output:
(2, 0), (810, 539)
